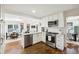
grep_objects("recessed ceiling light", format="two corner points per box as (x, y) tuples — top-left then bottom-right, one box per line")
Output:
(32, 10), (36, 13)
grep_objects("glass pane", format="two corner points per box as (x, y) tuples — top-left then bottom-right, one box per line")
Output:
(14, 25), (18, 32)
(20, 24), (23, 32)
(14, 25), (18, 29)
(8, 25), (13, 32)
(74, 26), (79, 34)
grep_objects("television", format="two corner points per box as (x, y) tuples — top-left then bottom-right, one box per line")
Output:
(48, 20), (58, 27)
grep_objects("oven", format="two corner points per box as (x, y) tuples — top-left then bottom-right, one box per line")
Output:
(46, 32), (58, 48)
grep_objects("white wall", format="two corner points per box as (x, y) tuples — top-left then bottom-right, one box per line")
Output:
(4, 13), (41, 33)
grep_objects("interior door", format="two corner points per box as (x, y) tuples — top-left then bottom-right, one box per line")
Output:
(56, 34), (65, 51)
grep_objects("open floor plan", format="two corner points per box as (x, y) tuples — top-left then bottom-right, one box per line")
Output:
(0, 4), (79, 54)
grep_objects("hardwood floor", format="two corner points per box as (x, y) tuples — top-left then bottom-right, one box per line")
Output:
(4, 41), (79, 54)
(5, 41), (23, 54)
(23, 42), (63, 54)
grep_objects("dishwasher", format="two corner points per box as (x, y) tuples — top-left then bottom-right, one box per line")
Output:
(24, 34), (33, 48)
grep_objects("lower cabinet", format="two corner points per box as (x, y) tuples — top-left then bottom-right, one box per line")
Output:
(23, 32), (46, 48)
(33, 34), (38, 44)
(33, 32), (46, 44)
(33, 34), (41, 44)
(56, 34), (65, 51)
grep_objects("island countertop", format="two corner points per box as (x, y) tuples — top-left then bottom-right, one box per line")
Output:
(23, 32), (45, 35)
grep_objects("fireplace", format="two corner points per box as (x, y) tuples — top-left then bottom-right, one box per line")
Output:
(46, 32), (58, 48)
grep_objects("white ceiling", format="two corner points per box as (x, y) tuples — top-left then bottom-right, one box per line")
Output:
(2, 4), (79, 18)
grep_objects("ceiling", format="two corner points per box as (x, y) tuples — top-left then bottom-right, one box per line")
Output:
(2, 4), (79, 18)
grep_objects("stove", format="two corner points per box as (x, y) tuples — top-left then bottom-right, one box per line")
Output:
(46, 32), (58, 48)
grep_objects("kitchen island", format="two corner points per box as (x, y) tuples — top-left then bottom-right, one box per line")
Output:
(22, 32), (46, 48)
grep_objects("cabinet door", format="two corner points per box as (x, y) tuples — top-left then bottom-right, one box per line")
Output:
(56, 34), (64, 51)
(33, 34), (41, 44)
(41, 32), (46, 42)
(33, 34), (38, 44)
(37, 33), (41, 42)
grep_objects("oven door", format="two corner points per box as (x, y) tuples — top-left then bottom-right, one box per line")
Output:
(56, 34), (65, 51)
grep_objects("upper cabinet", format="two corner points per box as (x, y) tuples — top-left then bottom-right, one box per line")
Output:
(41, 12), (65, 28)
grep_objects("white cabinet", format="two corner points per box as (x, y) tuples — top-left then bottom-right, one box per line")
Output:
(33, 34), (39, 44)
(33, 33), (41, 44)
(33, 32), (46, 44)
(23, 32), (46, 46)
(40, 32), (46, 42)
(56, 34), (65, 51)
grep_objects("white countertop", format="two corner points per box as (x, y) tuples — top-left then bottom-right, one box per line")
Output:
(24, 32), (45, 35)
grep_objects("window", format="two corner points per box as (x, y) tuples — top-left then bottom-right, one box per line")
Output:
(14, 25), (18, 30)
(14, 25), (19, 32)
(8, 25), (13, 32)
(20, 24), (24, 32)
(8, 24), (19, 33)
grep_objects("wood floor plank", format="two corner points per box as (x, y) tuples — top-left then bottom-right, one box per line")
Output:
(4, 41), (79, 54)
